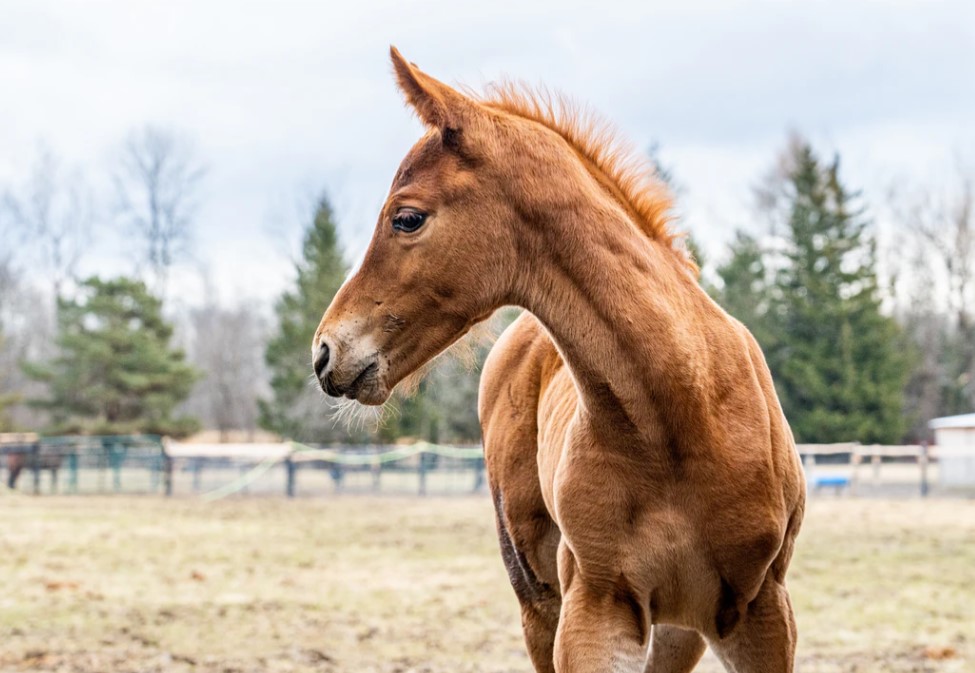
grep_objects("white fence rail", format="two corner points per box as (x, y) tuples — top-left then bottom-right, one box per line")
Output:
(797, 443), (941, 496)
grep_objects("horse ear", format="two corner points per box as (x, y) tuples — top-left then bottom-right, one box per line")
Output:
(390, 46), (472, 131)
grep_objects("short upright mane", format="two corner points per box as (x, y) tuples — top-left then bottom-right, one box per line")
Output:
(480, 82), (685, 257)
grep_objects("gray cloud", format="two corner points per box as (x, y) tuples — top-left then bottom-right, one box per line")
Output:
(1, 1), (972, 304)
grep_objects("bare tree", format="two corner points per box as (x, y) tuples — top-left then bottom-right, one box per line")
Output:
(905, 174), (974, 331)
(3, 146), (93, 301)
(892, 233), (949, 440)
(0, 255), (18, 429)
(0, 219), (15, 309)
(1, 146), (85, 430)
(0, 258), (54, 431)
(183, 292), (268, 441)
(753, 132), (808, 238)
(114, 126), (205, 299)
(895, 165), (975, 413)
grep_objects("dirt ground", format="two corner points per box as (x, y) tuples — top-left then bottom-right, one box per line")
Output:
(0, 495), (971, 673)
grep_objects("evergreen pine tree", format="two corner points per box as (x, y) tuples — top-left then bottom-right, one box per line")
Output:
(768, 140), (910, 443)
(259, 194), (349, 442)
(24, 277), (199, 436)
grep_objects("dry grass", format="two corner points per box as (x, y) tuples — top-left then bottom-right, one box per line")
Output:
(0, 495), (972, 672)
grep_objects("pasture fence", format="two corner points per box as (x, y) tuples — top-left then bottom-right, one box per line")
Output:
(798, 443), (935, 497)
(1, 434), (486, 497)
(0, 433), (165, 495)
(1, 435), (962, 498)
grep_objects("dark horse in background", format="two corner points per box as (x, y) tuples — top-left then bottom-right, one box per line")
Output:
(1, 434), (62, 492)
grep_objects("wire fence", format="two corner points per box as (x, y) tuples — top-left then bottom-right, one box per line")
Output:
(183, 443), (487, 499)
(2, 434), (971, 499)
(1, 434), (166, 495)
(0, 434), (487, 498)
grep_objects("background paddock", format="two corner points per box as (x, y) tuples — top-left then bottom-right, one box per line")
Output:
(1, 496), (971, 673)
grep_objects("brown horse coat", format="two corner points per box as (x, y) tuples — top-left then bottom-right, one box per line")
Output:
(313, 48), (805, 672)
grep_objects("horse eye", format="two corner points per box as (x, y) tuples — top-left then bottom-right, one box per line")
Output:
(392, 209), (427, 233)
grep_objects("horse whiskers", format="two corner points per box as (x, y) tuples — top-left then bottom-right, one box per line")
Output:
(307, 368), (388, 432)
(325, 395), (399, 434)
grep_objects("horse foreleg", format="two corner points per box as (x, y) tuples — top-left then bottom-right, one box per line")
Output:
(707, 576), (797, 673)
(553, 543), (649, 673)
(493, 488), (562, 673)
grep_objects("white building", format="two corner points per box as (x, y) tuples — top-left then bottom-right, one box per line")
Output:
(930, 413), (975, 488)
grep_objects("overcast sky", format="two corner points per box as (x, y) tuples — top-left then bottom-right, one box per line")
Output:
(1, 1), (973, 309)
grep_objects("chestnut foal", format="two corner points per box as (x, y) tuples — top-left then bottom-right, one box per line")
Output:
(313, 48), (805, 673)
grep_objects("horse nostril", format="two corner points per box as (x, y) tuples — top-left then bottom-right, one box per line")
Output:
(313, 341), (330, 379)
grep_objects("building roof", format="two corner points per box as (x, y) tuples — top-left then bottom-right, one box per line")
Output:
(929, 413), (975, 430)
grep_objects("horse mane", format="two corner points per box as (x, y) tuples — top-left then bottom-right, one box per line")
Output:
(479, 81), (694, 270)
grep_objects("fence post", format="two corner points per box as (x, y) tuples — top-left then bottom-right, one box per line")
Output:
(286, 457), (296, 498)
(31, 443), (41, 495)
(68, 452), (79, 493)
(149, 448), (159, 492)
(163, 453), (173, 497)
(239, 463), (249, 495)
(96, 443), (105, 492)
(920, 441), (929, 498)
(112, 443), (123, 492)
(473, 457), (485, 493)
(330, 462), (344, 493)
(850, 451), (862, 494)
(802, 453), (814, 495)
(418, 451), (427, 496)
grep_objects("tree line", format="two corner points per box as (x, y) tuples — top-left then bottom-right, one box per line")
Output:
(0, 131), (971, 445)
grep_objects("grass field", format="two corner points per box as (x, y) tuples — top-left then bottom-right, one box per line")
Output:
(0, 495), (972, 673)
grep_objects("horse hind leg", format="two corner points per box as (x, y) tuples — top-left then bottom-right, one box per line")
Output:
(708, 577), (797, 673)
(646, 625), (707, 673)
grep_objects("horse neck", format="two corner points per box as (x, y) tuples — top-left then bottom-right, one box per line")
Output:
(511, 199), (715, 441)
